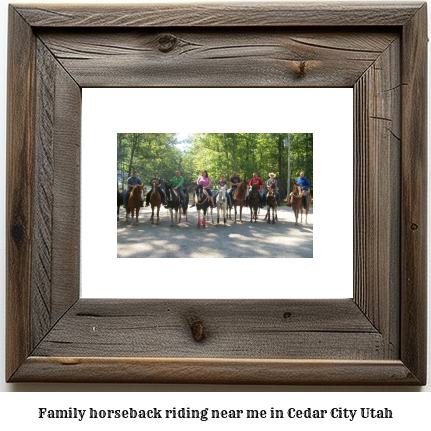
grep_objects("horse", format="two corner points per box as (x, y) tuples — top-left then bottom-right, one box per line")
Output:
(149, 179), (162, 224)
(117, 190), (123, 222)
(126, 184), (144, 226)
(195, 184), (214, 228)
(231, 179), (248, 223)
(290, 182), (303, 226)
(265, 182), (278, 224)
(248, 182), (260, 223)
(165, 183), (188, 227)
(215, 184), (228, 225)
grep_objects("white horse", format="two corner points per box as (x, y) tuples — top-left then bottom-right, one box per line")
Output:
(216, 185), (228, 225)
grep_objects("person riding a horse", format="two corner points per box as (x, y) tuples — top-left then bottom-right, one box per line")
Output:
(262, 173), (281, 206)
(123, 171), (142, 208)
(190, 170), (215, 208)
(296, 171), (310, 207)
(247, 172), (264, 207)
(227, 170), (245, 208)
(145, 172), (166, 206)
(169, 170), (187, 211)
(213, 174), (232, 208)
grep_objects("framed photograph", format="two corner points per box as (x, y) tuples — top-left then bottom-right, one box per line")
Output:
(6, 2), (427, 384)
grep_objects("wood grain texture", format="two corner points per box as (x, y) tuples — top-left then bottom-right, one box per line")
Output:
(400, 3), (428, 384)
(32, 39), (81, 349)
(32, 299), (384, 360)
(15, 2), (423, 27)
(12, 357), (420, 385)
(50, 53), (81, 325)
(32, 40), (56, 348)
(6, 2), (427, 385)
(6, 8), (36, 381)
(353, 38), (401, 359)
(36, 29), (398, 88)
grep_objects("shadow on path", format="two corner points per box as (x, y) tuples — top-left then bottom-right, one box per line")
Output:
(117, 206), (313, 258)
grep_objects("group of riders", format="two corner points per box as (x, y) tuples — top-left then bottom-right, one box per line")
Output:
(123, 169), (310, 210)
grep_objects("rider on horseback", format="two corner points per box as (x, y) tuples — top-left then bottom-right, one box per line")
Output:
(213, 174), (232, 208)
(145, 172), (166, 206)
(296, 172), (310, 208)
(123, 171), (142, 208)
(169, 170), (187, 210)
(227, 170), (244, 208)
(247, 172), (264, 208)
(190, 170), (215, 208)
(262, 173), (281, 206)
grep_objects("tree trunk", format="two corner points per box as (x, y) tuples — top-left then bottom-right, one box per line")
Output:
(128, 133), (140, 177)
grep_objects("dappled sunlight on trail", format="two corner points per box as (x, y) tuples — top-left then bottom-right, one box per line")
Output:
(117, 206), (313, 258)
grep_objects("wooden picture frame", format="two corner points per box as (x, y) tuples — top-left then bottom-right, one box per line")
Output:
(6, 2), (427, 385)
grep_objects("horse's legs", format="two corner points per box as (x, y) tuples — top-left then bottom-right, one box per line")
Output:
(169, 208), (174, 227)
(300, 208), (303, 224)
(217, 205), (220, 224)
(197, 209), (201, 228)
(203, 209), (207, 228)
(210, 206), (214, 224)
(156, 205), (160, 224)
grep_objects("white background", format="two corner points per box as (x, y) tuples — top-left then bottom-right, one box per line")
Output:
(0, 0), (429, 418)
(82, 87), (353, 299)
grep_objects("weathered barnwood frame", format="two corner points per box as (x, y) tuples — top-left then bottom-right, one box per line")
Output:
(6, 2), (427, 384)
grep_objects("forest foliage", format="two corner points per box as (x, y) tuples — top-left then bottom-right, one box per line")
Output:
(117, 133), (313, 199)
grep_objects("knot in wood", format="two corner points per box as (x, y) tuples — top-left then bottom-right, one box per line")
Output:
(11, 221), (26, 246)
(294, 61), (307, 78)
(157, 34), (179, 53)
(410, 223), (419, 231)
(186, 314), (206, 342)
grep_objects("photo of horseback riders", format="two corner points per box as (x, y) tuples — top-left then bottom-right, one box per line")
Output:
(117, 133), (313, 258)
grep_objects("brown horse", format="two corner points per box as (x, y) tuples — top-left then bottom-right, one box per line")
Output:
(126, 184), (144, 226)
(266, 182), (278, 224)
(149, 179), (162, 224)
(290, 182), (303, 226)
(231, 179), (248, 223)
(248, 182), (260, 223)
